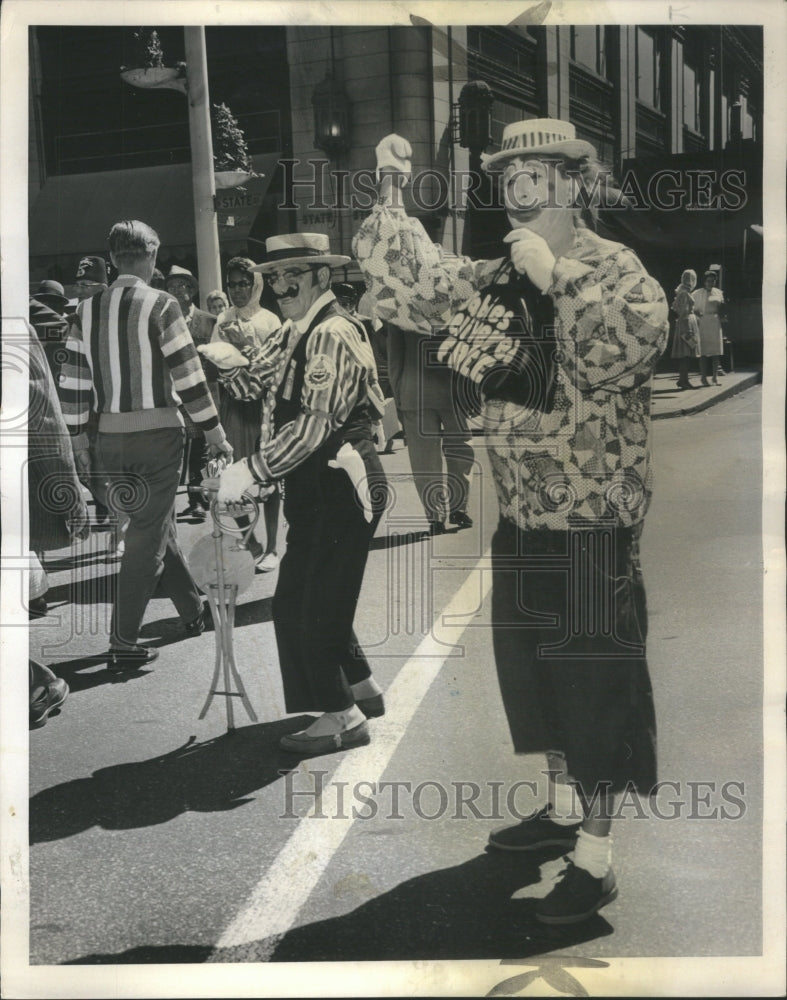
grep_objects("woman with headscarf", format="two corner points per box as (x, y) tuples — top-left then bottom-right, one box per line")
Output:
(670, 268), (701, 390)
(211, 257), (282, 571)
(692, 269), (725, 386)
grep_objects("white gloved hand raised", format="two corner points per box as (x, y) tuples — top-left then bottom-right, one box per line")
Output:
(218, 457), (255, 504)
(503, 227), (557, 293)
(375, 134), (412, 185)
(198, 341), (249, 370)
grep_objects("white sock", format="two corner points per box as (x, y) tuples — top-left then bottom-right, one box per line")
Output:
(572, 828), (612, 878)
(304, 706), (365, 736)
(350, 677), (382, 700)
(549, 780), (583, 826)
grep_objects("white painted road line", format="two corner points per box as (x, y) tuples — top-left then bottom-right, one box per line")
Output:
(212, 550), (492, 959)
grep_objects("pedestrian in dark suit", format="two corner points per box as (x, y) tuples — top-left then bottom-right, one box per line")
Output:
(165, 265), (218, 519)
(214, 233), (388, 756)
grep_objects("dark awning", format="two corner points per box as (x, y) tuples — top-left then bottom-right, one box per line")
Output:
(29, 152), (280, 257)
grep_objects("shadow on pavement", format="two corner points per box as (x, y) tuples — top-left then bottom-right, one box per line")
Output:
(368, 529), (460, 551)
(62, 944), (213, 965)
(36, 653), (145, 694)
(213, 850), (614, 964)
(139, 596), (273, 647)
(42, 572), (118, 607)
(29, 718), (311, 845)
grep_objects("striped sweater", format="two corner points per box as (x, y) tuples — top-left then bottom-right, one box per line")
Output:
(59, 276), (223, 451)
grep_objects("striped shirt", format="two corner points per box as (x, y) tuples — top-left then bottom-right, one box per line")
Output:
(219, 292), (377, 482)
(59, 276), (223, 451)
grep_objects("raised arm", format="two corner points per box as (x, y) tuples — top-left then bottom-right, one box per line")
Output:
(352, 135), (502, 335)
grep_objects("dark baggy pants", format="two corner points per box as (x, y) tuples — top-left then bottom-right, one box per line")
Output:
(490, 518), (657, 798)
(96, 427), (202, 648)
(273, 447), (384, 714)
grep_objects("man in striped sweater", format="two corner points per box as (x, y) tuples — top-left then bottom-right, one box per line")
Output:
(59, 220), (232, 670)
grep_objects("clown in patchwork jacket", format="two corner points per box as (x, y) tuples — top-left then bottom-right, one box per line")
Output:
(353, 124), (668, 929)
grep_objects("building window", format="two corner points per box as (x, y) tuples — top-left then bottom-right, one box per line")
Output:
(570, 26), (607, 78)
(742, 97), (756, 140)
(490, 99), (533, 148)
(683, 62), (700, 133)
(636, 28), (664, 110)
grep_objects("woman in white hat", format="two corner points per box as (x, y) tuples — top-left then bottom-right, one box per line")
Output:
(354, 122), (669, 926)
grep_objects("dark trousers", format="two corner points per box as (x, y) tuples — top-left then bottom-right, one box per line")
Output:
(184, 433), (209, 509)
(96, 427), (202, 648)
(273, 462), (382, 714)
(490, 518), (657, 798)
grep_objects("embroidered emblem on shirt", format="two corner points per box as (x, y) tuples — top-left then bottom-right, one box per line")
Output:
(304, 353), (337, 391)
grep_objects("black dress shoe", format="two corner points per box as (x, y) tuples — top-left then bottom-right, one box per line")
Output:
(428, 520), (445, 536)
(107, 645), (159, 673)
(28, 596), (48, 619)
(184, 603), (209, 637)
(449, 510), (473, 529)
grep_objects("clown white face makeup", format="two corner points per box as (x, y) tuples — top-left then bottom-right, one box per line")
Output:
(268, 265), (329, 321)
(502, 156), (577, 253)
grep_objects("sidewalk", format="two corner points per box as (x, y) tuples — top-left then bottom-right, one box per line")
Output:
(651, 367), (761, 420)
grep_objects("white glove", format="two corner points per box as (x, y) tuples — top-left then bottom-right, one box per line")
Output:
(375, 134), (412, 184)
(218, 458), (255, 504)
(503, 227), (557, 293)
(198, 342), (249, 370)
(329, 442), (373, 523)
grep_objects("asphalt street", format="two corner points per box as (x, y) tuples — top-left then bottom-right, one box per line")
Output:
(25, 385), (765, 978)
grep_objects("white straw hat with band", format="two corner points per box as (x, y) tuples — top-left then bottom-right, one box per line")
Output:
(482, 118), (596, 172)
(251, 233), (351, 272)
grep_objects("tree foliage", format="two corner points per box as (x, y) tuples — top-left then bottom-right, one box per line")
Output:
(211, 103), (253, 173)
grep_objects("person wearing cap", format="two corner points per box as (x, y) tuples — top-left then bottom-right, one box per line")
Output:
(209, 233), (388, 756)
(354, 123), (668, 924)
(74, 256), (108, 300)
(59, 220), (232, 670)
(29, 285), (69, 380)
(164, 265), (219, 520)
(692, 269), (726, 386)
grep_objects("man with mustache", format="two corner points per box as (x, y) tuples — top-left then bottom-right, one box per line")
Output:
(211, 234), (388, 756)
(354, 125), (668, 924)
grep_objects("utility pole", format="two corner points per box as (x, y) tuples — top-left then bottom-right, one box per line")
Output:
(183, 27), (221, 306)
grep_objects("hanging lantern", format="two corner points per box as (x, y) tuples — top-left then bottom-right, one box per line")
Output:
(458, 80), (494, 152)
(312, 71), (352, 158)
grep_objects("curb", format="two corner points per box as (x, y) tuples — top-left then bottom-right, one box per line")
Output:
(652, 372), (761, 420)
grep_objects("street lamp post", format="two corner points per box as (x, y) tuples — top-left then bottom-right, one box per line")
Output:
(183, 27), (221, 306)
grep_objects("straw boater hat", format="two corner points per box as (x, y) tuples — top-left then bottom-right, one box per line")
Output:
(165, 264), (199, 291)
(482, 118), (596, 172)
(251, 233), (350, 273)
